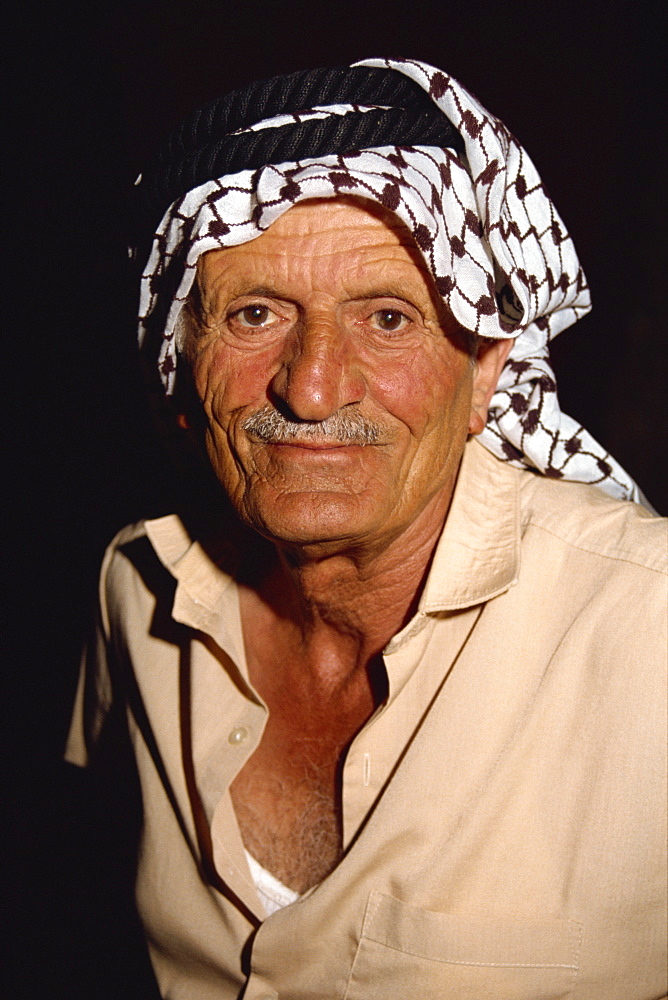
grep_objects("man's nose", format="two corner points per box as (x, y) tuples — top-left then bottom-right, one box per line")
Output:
(270, 319), (364, 421)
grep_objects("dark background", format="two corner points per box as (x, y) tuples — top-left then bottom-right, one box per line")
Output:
(5, 1), (665, 997)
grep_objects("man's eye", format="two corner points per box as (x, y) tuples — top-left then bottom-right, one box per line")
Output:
(236, 305), (272, 327)
(372, 309), (409, 332)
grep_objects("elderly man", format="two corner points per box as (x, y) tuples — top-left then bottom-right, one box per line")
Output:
(66, 59), (667, 999)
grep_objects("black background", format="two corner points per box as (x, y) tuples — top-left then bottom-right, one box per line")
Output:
(4, 1), (665, 997)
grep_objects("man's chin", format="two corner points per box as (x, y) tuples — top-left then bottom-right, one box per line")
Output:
(238, 489), (385, 551)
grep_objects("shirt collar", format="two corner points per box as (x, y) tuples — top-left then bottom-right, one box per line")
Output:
(145, 513), (247, 671)
(145, 514), (239, 609)
(418, 437), (520, 613)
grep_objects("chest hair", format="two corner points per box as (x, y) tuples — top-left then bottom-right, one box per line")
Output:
(230, 661), (381, 893)
(230, 737), (343, 893)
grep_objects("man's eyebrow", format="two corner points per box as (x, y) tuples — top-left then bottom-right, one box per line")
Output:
(349, 286), (420, 304)
(212, 283), (424, 305)
(224, 284), (287, 299)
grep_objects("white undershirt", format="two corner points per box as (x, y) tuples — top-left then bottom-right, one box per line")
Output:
(244, 849), (301, 916)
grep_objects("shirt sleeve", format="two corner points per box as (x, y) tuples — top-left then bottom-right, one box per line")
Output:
(63, 538), (119, 768)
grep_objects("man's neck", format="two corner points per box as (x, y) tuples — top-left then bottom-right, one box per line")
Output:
(238, 486), (451, 690)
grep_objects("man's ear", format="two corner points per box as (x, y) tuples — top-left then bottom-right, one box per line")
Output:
(469, 337), (515, 435)
(173, 350), (204, 433)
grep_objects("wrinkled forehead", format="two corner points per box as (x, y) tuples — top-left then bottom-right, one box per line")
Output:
(194, 195), (438, 294)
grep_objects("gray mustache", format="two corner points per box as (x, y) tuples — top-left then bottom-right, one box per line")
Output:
(242, 406), (384, 446)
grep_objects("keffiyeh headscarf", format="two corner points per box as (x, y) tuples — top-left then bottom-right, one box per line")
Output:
(136, 57), (642, 502)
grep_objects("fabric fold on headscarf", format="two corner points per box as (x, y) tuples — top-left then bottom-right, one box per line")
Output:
(137, 57), (643, 503)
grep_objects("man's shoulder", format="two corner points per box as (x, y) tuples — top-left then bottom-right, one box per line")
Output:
(99, 516), (187, 601)
(101, 519), (154, 577)
(517, 468), (667, 577)
(107, 519), (151, 550)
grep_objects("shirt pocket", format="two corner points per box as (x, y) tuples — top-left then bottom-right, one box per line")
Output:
(343, 890), (582, 1000)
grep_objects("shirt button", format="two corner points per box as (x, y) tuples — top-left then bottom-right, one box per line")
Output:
(228, 726), (249, 746)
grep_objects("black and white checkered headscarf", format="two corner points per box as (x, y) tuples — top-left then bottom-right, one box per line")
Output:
(136, 57), (642, 502)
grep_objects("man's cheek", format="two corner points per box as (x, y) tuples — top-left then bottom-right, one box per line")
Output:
(197, 347), (281, 414)
(371, 367), (461, 433)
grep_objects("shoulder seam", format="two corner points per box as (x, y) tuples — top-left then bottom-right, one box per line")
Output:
(523, 519), (668, 576)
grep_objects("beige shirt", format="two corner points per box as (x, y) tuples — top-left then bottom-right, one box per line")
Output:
(66, 439), (668, 1000)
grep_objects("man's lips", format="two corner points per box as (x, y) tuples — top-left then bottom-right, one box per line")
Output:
(249, 439), (375, 460)
(259, 439), (367, 450)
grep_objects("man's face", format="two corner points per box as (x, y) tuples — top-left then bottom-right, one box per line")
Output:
(183, 198), (503, 556)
